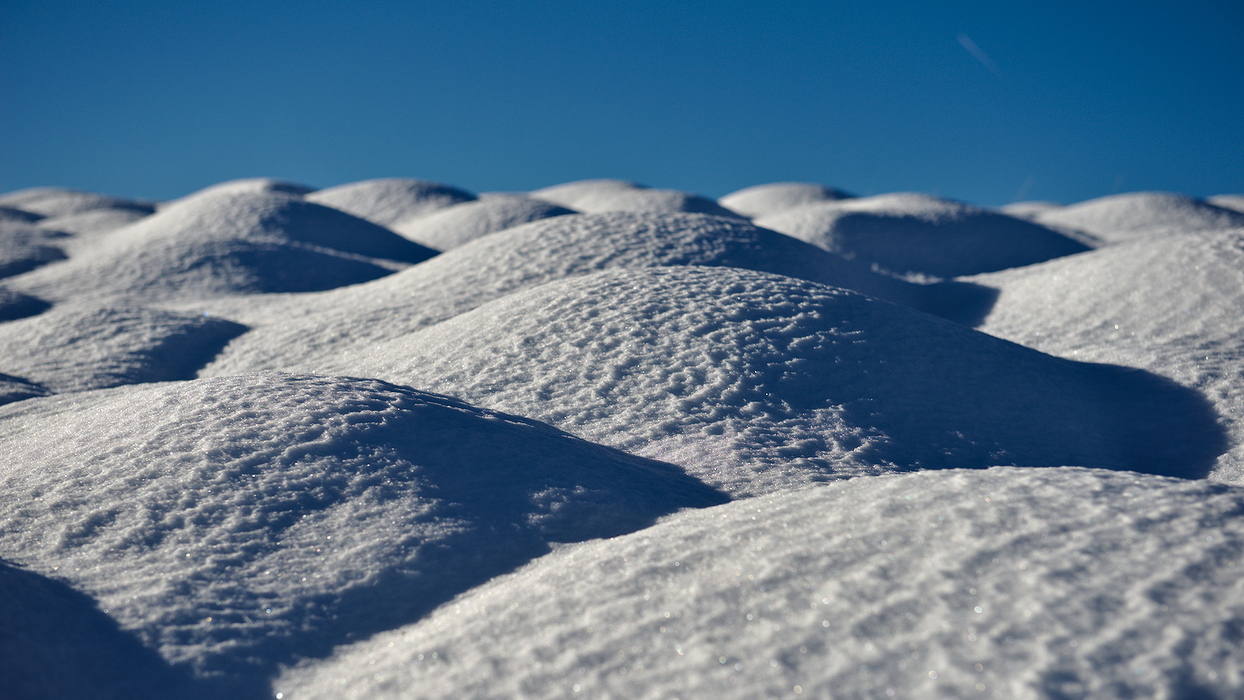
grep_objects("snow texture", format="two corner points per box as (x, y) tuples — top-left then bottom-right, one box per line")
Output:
(755, 193), (1090, 278)
(0, 177), (1241, 699)
(354, 266), (1224, 495)
(194, 211), (949, 377)
(277, 467), (1244, 700)
(305, 178), (475, 226)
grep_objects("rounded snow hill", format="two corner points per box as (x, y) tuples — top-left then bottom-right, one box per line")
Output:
(0, 303), (247, 399)
(529, 178), (646, 207)
(966, 228), (1244, 484)
(0, 373), (725, 693)
(569, 188), (744, 218)
(0, 187), (155, 219)
(755, 193), (1090, 278)
(0, 220), (69, 279)
(354, 266), (1224, 495)
(159, 178), (316, 209)
(9, 190), (437, 302)
(1207, 194), (1244, 214)
(195, 212), (928, 377)
(718, 182), (854, 219)
(1033, 192), (1244, 244)
(998, 200), (1062, 219)
(277, 467), (1244, 700)
(390, 195), (576, 251)
(306, 178), (476, 226)
(35, 207), (153, 236)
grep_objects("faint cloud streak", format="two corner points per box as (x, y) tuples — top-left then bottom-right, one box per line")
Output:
(957, 33), (1002, 77)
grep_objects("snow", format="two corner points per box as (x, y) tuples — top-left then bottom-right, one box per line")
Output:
(718, 182), (854, 219)
(755, 193), (1090, 278)
(276, 467), (1244, 700)
(1207, 194), (1244, 214)
(352, 265), (1224, 495)
(390, 195), (576, 251)
(305, 178), (475, 226)
(964, 227), (1244, 483)
(8, 190), (436, 303)
(1032, 192), (1244, 244)
(192, 211), (935, 377)
(0, 177), (1241, 699)
(0, 373), (724, 694)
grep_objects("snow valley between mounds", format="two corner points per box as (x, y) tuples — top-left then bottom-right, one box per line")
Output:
(0, 178), (1242, 699)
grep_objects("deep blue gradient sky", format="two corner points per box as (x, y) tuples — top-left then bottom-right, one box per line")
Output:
(3, 1), (1241, 206)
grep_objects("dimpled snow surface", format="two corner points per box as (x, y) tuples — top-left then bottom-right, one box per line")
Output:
(0, 178), (1241, 699)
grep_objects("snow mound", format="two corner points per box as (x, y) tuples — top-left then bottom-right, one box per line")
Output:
(1033, 192), (1244, 243)
(0, 304), (247, 397)
(278, 467), (1244, 700)
(391, 195), (576, 250)
(354, 266), (1224, 494)
(998, 200), (1062, 219)
(530, 179), (646, 207)
(0, 187), (155, 219)
(967, 228), (1244, 483)
(36, 207), (153, 236)
(0, 220), (69, 279)
(1208, 194), (1244, 214)
(0, 286), (51, 322)
(306, 178), (475, 226)
(718, 182), (854, 219)
(570, 188), (744, 219)
(9, 190), (436, 302)
(158, 178), (316, 211)
(755, 193), (1089, 278)
(0, 373), (725, 691)
(196, 212), (931, 376)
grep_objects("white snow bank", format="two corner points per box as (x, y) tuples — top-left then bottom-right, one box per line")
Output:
(277, 466), (1244, 700)
(353, 266), (1224, 495)
(966, 227), (1244, 483)
(1033, 192), (1244, 243)
(0, 304), (246, 398)
(196, 211), (930, 377)
(0, 206), (43, 223)
(0, 373), (725, 693)
(718, 182), (854, 219)
(0, 187), (155, 219)
(755, 193), (1089, 278)
(0, 220), (68, 279)
(531, 179), (741, 217)
(390, 195), (575, 250)
(1208, 194), (1244, 214)
(9, 190), (436, 302)
(306, 178), (475, 226)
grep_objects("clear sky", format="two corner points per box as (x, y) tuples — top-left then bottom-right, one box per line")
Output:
(2, 0), (1241, 206)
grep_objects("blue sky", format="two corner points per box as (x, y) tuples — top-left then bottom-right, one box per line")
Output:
(2, 0), (1241, 206)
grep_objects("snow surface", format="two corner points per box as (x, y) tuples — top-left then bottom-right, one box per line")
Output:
(755, 193), (1090, 278)
(0, 177), (1242, 699)
(718, 182), (854, 219)
(277, 467), (1244, 700)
